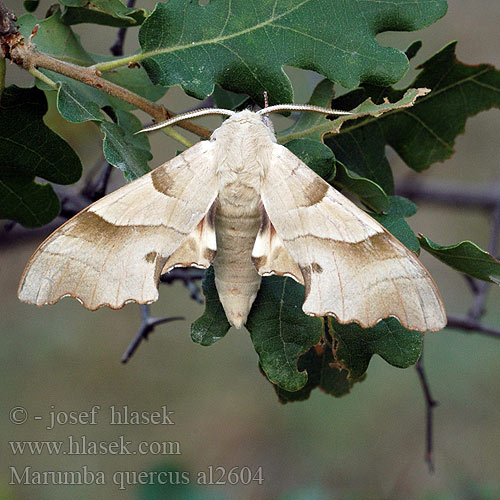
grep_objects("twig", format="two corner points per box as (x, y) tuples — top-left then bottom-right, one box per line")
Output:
(28, 66), (57, 89)
(121, 305), (184, 363)
(463, 275), (480, 295)
(160, 268), (205, 303)
(399, 175), (500, 340)
(467, 203), (500, 319)
(397, 177), (500, 209)
(415, 353), (438, 473)
(446, 315), (500, 339)
(109, 0), (136, 57)
(91, 163), (113, 200)
(51, 184), (91, 218)
(122, 271), (205, 363)
(183, 95), (215, 112)
(18, 46), (169, 118)
(488, 203), (500, 256)
(81, 162), (114, 202)
(50, 160), (115, 220)
(110, 30), (128, 58)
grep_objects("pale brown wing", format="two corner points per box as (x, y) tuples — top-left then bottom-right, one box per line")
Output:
(18, 141), (218, 310)
(258, 143), (446, 332)
(251, 207), (303, 285)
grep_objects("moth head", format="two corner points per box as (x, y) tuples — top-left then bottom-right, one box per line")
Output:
(211, 109), (276, 143)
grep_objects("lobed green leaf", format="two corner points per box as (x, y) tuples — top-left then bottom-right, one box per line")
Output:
(0, 86), (82, 227)
(137, 0), (446, 103)
(246, 276), (323, 392)
(420, 235), (500, 284)
(330, 317), (424, 380)
(59, 0), (148, 27)
(212, 85), (250, 110)
(326, 42), (500, 192)
(371, 196), (420, 253)
(279, 81), (430, 194)
(283, 139), (336, 182)
(191, 268), (231, 346)
(18, 11), (161, 181)
(23, 0), (39, 12)
(334, 162), (390, 213)
(101, 112), (151, 181)
(273, 344), (362, 403)
(56, 84), (151, 180)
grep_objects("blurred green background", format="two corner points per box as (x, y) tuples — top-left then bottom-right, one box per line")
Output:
(1, 1), (499, 499)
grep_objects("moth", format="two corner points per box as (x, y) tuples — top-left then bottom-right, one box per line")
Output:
(18, 104), (446, 332)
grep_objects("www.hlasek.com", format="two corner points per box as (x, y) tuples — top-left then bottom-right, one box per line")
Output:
(9, 435), (181, 456)
(9, 466), (265, 490)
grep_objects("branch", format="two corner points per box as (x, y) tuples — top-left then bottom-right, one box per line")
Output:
(447, 315), (500, 339)
(0, 2), (211, 139)
(20, 46), (169, 117)
(58, 157), (116, 217)
(81, 162), (114, 202)
(121, 269), (206, 363)
(399, 175), (500, 338)
(466, 215), (500, 320)
(121, 305), (183, 363)
(397, 177), (500, 209)
(161, 268), (205, 303)
(415, 353), (438, 473)
(109, 0), (136, 57)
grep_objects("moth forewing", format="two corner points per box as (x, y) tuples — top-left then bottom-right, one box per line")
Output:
(18, 141), (219, 310)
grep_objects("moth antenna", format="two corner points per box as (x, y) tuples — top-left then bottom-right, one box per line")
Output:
(136, 108), (236, 134)
(258, 104), (352, 116)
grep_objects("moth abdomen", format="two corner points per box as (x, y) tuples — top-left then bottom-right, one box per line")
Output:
(212, 204), (262, 328)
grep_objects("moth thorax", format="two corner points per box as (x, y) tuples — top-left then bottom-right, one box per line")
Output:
(216, 141), (267, 209)
(217, 155), (262, 210)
